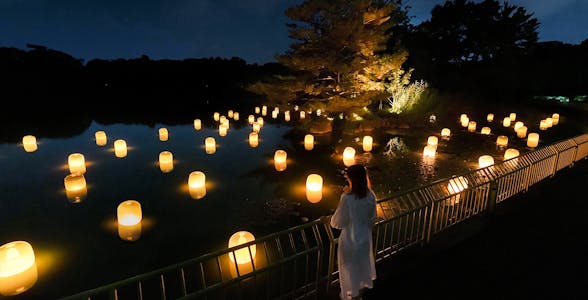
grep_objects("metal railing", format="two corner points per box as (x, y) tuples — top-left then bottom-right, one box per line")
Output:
(61, 133), (588, 300)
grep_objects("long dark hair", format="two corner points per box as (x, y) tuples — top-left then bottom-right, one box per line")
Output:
(346, 164), (369, 198)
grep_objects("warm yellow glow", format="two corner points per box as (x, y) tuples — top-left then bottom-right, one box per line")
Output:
(274, 150), (287, 171)
(517, 126), (528, 138)
(441, 128), (451, 137)
(306, 174), (323, 203)
(262, 106), (267, 116)
(118, 223), (141, 242)
(194, 119), (202, 130)
(496, 135), (508, 147)
(228, 110), (234, 118)
(460, 116), (469, 127)
(300, 111), (305, 119)
(221, 118), (230, 127)
(22, 135), (37, 152)
(233, 112), (239, 121)
(249, 132), (259, 148)
(95, 131), (107, 146)
(64, 173), (87, 203)
(342, 147), (356, 167)
(487, 113), (494, 122)
(509, 113), (516, 121)
(504, 148), (520, 160)
(256, 117), (264, 127)
(219, 115), (227, 124)
(219, 124), (228, 137)
(117, 200), (142, 226)
(448, 176), (469, 194)
(114, 139), (127, 158)
(362, 136), (373, 152)
(248, 115), (255, 124)
(0, 241), (37, 296)
(213, 112), (220, 121)
(252, 122), (261, 133)
(68, 153), (86, 174)
(502, 117), (511, 127)
(467, 121), (477, 132)
(304, 134), (314, 150)
(284, 111), (290, 122)
(272, 110), (278, 119)
(527, 133), (539, 148)
(514, 121), (524, 131)
(423, 145), (436, 157)
(159, 151), (174, 173)
(460, 114), (468, 123)
(228, 231), (256, 264)
(159, 128), (168, 141)
(552, 113), (559, 125)
(255, 106), (260, 114)
(188, 171), (206, 199)
(427, 136), (438, 148)
(539, 119), (548, 130)
(545, 118), (553, 128)
(480, 127), (491, 135)
(478, 155), (494, 168)
(205, 137), (216, 154)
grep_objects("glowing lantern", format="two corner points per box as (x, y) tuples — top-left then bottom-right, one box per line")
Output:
(274, 107), (280, 114)
(316, 109), (322, 116)
(256, 117), (264, 127)
(423, 145), (436, 157)
(306, 174), (323, 203)
(362, 136), (373, 152)
(487, 114), (494, 122)
(219, 124), (227, 137)
(545, 117), (553, 128)
(447, 176), (469, 205)
(284, 111), (291, 122)
(300, 111), (306, 119)
(539, 119), (548, 130)
(504, 148), (520, 161)
(114, 139), (127, 158)
(252, 122), (261, 133)
(527, 133), (539, 148)
(158, 128), (168, 141)
(478, 155), (494, 168)
(0, 241), (37, 296)
(22, 135), (37, 152)
(248, 115), (255, 124)
(219, 116), (227, 124)
(509, 113), (516, 121)
(496, 135), (508, 147)
(502, 117), (511, 127)
(64, 173), (87, 203)
(517, 126), (528, 138)
(467, 121), (477, 132)
(188, 171), (206, 199)
(205, 137), (216, 154)
(255, 107), (260, 114)
(228, 110), (234, 118)
(272, 110), (278, 119)
(233, 112), (239, 121)
(480, 127), (491, 135)
(262, 106), (267, 116)
(460, 116), (469, 127)
(117, 200), (141, 226)
(68, 153), (86, 174)
(513, 121), (524, 131)
(552, 113), (560, 125)
(460, 114), (468, 124)
(342, 147), (356, 167)
(228, 231), (256, 264)
(274, 150), (287, 171)
(95, 131), (107, 146)
(427, 136), (438, 148)
(249, 132), (259, 148)
(159, 151), (174, 173)
(441, 128), (451, 137)
(194, 119), (202, 130)
(304, 134), (314, 150)
(221, 118), (230, 128)
(213, 112), (220, 121)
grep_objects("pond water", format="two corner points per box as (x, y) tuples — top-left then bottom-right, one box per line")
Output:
(0, 109), (579, 299)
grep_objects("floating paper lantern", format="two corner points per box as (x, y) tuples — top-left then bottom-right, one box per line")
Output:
(502, 117), (511, 127)
(256, 117), (264, 127)
(218, 124), (227, 137)
(22, 135), (37, 152)
(423, 145), (436, 158)
(272, 110), (278, 119)
(205, 137), (216, 154)
(539, 119), (548, 130)
(252, 122), (261, 133)
(118, 222), (141, 242)
(316, 109), (322, 116)
(194, 119), (202, 130)
(64, 173), (87, 203)
(68, 153), (86, 174)
(460, 114), (468, 124)
(517, 126), (528, 138)
(274, 150), (287, 171)
(228, 110), (234, 118)
(527, 133), (539, 148)
(188, 171), (206, 199)
(0, 241), (37, 296)
(219, 116), (227, 125)
(300, 111), (306, 119)
(117, 200), (142, 226)
(233, 112), (239, 121)
(248, 115), (255, 124)
(447, 176), (469, 205)
(262, 106), (267, 116)
(487, 113), (494, 122)
(545, 117), (553, 128)
(158, 128), (168, 141)
(467, 121), (477, 132)
(255, 106), (260, 114)
(304, 134), (314, 150)
(306, 174), (323, 203)
(114, 139), (127, 158)
(480, 127), (491, 135)
(460, 116), (469, 127)
(249, 132), (259, 148)
(508, 113), (516, 121)
(496, 135), (508, 147)
(504, 148), (520, 161)
(478, 155), (494, 168)
(213, 112), (220, 121)
(221, 118), (230, 128)
(342, 147), (356, 167)
(228, 231), (256, 264)
(552, 113), (559, 125)
(95, 131), (107, 146)
(427, 136), (438, 148)
(513, 121), (524, 131)
(362, 136), (373, 152)
(159, 151), (174, 173)
(441, 128), (451, 137)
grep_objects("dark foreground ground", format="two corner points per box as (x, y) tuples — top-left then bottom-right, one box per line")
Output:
(327, 158), (588, 300)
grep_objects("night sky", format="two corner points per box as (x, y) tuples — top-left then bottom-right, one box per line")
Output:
(1, 0), (587, 64)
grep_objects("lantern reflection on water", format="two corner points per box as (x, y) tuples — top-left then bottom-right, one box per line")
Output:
(0, 241), (37, 296)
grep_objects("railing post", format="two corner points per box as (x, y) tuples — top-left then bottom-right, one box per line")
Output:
(424, 200), (436, 244)
(486, 180), (498, 215)
(322, 221), (337, 294)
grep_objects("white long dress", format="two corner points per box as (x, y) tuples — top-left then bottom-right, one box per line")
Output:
(330, 190), (377, 299)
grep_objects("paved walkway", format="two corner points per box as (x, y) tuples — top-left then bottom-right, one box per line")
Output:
(327, 159), (588, 300)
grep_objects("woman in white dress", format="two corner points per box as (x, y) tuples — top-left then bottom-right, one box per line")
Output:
(330, 164), (377, 299)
